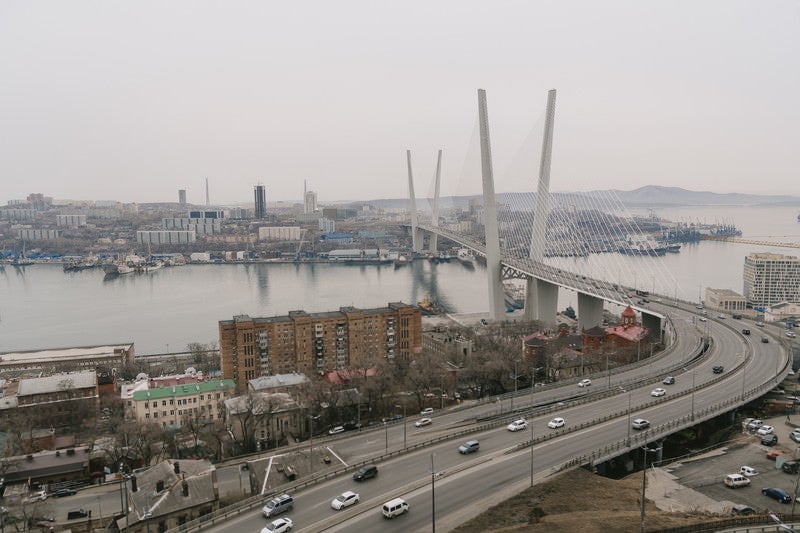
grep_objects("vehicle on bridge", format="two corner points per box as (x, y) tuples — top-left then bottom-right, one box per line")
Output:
(632, 418), (650, 430)
(662, 376), (676, 385)
(262, 518), (293, 533)
(415, 418), (432, 428)
(353, 465), (378, 481)
(382, 498), (409, 519)
(331, 491), (360, 510)
(262, 494), (293, 518)
(578, 379), (592, 387)
(507, 419), (528, 432)
(458, 440), (480, 454)
(650, 388), (666, 397)
(547, 417), (565, 429)
(712, 365), (724, 374)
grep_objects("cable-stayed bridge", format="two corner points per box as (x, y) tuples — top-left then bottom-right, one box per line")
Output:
(406, 89), (671, 333)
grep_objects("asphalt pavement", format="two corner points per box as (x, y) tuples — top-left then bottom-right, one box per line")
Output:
(648, 413), (800, 517)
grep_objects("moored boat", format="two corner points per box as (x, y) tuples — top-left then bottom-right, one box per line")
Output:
(456, 248), (475, 268)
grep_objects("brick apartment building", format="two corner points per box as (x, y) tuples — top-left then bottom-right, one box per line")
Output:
(219, 302), (422, 389)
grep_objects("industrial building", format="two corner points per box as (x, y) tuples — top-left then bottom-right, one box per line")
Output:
(0, 343), (135, 376)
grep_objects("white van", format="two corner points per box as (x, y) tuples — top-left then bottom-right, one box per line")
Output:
(724, 474), (750, 488)
(382, 497), (409, 518)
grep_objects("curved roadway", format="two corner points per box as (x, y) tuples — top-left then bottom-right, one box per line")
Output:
(203, 303), (788, 533)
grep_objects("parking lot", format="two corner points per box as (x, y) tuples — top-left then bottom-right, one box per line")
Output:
(658, 415), (800, 514)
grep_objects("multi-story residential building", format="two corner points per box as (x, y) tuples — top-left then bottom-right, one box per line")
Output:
(136, 230), (197, 245)
(162, 218), (221, 234)
(219, 303), (422, 389)
(743, 252), (800, 308)
(130, 379), (235, 429)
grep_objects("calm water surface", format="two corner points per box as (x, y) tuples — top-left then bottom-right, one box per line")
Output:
(2, 206), (799, 355)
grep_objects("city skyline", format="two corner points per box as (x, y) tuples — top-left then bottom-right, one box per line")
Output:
(1, 1), (798, 205)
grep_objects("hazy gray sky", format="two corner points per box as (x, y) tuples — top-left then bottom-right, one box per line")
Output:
(1, 1), (798, 206)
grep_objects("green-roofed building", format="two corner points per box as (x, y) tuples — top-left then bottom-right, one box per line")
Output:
(131, 379), (235, 429)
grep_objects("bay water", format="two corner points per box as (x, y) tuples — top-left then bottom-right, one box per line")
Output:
(2, 205), (798, 355)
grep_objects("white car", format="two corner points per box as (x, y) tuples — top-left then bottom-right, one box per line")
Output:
(757, 425), (774, 436)
(420, 407), (434, 416)
(262, 518), (293, 533)
(791, 430), (800, 443)
(699, 317), (707, 322)
(746, 419), (763, 430)
(328, 426), (345, 435)
(740, 466), (759, 476)
(331, 491), (360, 510)
(578, 379), (592, 388)
(415, 417), (432, 428)
(22, 490), (47, 504)
(787, 331), (796, 338)
(507, 419), (528, 432)
(650, 388), (666, 397)
(547, 417), (565, 429)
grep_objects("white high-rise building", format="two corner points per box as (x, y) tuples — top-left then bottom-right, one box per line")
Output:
(304, 190), (318, 213)
(743, 252), (800, 307)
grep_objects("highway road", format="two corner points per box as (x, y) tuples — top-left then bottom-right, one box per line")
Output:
(10, 300), (788, 533)
(196, 302), (788, 533)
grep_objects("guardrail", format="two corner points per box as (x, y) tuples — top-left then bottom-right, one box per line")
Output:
(169, 309), (787, 533)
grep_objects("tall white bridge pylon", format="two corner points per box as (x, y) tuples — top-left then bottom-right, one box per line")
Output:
(409, 89), (666, 333)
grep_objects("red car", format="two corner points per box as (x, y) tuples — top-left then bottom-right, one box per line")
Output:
(767, 450), (784, 460)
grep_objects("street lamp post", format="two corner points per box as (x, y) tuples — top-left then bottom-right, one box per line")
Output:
(384, 420), (388, 452)
(430, 454), (437, 533)
(683, 367), (696, 421)
(395, 404), (407, 449)
(530, 421), (535, 487)
(511, 360), (518, 412)
(308, 414), (320, 474)
(620, 387), (631, 446)
(640, 444), (660, 533)
(440, 375), (445, 410)
(741, 354), (747, 401)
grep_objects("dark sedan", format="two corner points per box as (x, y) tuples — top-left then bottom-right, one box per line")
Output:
(762, 487), (792, 503)
(54, 488), (77, 497)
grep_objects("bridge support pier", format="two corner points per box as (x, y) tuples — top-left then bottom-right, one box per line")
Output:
(524, 278), (558, 326)
(577, 293), (604, 331)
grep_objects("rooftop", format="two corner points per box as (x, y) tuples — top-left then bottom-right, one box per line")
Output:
(132, 379), (234, 401)
(17, 370), (97, 396)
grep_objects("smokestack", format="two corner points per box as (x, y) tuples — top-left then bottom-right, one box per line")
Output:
(205, 177), (210, 206)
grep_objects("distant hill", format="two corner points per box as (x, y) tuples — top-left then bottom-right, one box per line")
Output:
(580, 186), (800, 207)
(355, 186), (800, 210)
